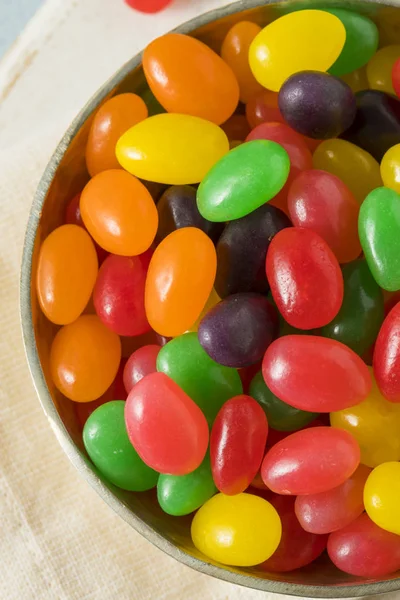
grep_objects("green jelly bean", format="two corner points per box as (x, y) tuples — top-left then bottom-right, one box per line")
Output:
(157, 333), (242, 425)
(322, 259), (384, 355)
(325, 8), (379, 76)
(249, 371), (317, 432)
(197, 140), (290, 222)
(83, 401), (158, 491)
(359, 187), (400, 291)
(157, 453), (217, 516)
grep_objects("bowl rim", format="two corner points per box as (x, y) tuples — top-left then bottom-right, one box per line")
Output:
(20, 0), (400, 596)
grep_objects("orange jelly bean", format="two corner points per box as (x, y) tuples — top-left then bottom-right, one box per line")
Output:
(36, 224), (98, 325)
(80, 169), (158, 256)
(143, 33), (239, 125)
(86, 93), (148, 177)
(50, 315), (121, 402)
(145, 227), (217, 337)
(221, 21), (264, 103)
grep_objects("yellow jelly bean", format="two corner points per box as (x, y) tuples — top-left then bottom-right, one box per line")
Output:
(313, 138), (382, 205)
(364, 462), (400, 535)
(191, 493), (281, 567)
(381, 144), (400, 194)
(249, 10), (346, 92)
(341, 67), (369, 93)
(367, 45), (400, 95)
(116, 113), (229, 185)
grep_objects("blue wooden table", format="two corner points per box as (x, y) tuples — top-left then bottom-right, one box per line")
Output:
(0, 0), (44, 56)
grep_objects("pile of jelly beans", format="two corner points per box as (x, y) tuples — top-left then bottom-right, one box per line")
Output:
(36, 6), (400, 578)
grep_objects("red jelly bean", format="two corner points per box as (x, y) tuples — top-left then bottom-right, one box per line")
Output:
(263, 335), (372, 412)
(266, 228), (343, 329)
(328, 513), (400, 577)
(210, 395), (268, 495)
(246, 90), (284, 129)
(125, 0), (172, 13)
(261, 495), (328, 572)
(125, 372), (209, 475)
(392, 57), (400, 99)
(261, 426), (360, 495)
(123, 345), (161, 394)
(93, 254), (150, 337)
(373, 302), (400, 402)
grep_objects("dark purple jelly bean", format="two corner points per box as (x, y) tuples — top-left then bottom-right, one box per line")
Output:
(156, 185), (223, 243)
(198, 293), (279, 367)
(215, 203), (291, 298)
(341, 90), (400, 161)
(278, 71), (356, 139)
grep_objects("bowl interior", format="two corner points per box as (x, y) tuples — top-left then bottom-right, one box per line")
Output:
(21, 0), (400, 596)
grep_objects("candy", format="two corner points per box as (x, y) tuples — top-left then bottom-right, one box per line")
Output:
(341, 67), (369, 93)
(125, 0), (172, 12)
(249, 10), (345, 92)
(262, 335), (372, 412)
(245, 90), (284, 129)
(198, 293), (278, 368)
(36, 225), (98, 325)
(367, 45), (400, 95)
(210, 395), (268, 495)
(364, 462), (400, 535)
(83, 401), (158, 491)
(143, 34), (239, 124)
(392, 57), (400, 98)
(221, 115), (251, 142)
(64, 193), (108, 264)
(373, 301), (400, 402)
(156, 333), (242, 426)
(116, 113), (229, 185)
(261, 426), (360, 495)
(191, 493), (281, 567)
(266, 228), (343, 329)
(197, 140), (290, 222)
(50, 315), (121, 402)
(125, 372), (208, 475)
(381, 143), (400, 193)
(123, 345), (160, 394)
(145, 227), (216, 337)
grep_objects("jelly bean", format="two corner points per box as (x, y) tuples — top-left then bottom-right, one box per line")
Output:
(80, 170), (157, 256)
(364, 462), (400, 535)
(261, 495), (327, 572)
(359, 187), (400, 291)
(295, 465), (370, 534)
(249, 370), (317, 432)
(64, 193), (108, 264)
(341, 90), (400, 162)
(123, 345), (161, 394)
(261, 426), (360, 495)
(156, 185), (223, 244)
(116, 113), (229, 185)
(215, 203), (291, 298)
(197, 140), (290, 222)
(156, 332), (242, 426)
(191, 493), (281, 567)
(83, 401), (158, 491)
(86, 93), (148, 176)
(36, 225), (98, 325)
(93, 254), (150, 337)
(220, 21), (263, 103)
(248, 10), (345, 92)
(143, 34), (239, 125)
(381, 143), (400, 193)
(238, 361), (262, 394)
(125, 372), (208, 475)
(245, 90), (284, 129)
(262, 335), (372, 412)
(266, 228), (343, 329)
(279, 72), (356, 140)
(321, 260), (384, 356)
(313, 138), (382, 205)
(187, 287), (221, 334)
(210, 395), (268, 495)
(198, 293), (278, 368)
(325, 9), (379, 77)
(328, 512), (400, 577)
(157, 453), (217, 516)
(331, 369), (400, 467)
(125, 0), (172, 13)
(341, 67), (369, 93)
(374, 302), (400, 402)
(392, 57), (400, 98)
(145, 228), (216, 337)
(50, 315), (121, 402)
(220, 115), (251, 142)
(288, 170), (360, 263)
(367, 45), (400, 95)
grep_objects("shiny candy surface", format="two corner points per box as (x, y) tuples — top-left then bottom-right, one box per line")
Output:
(191, 493), (282, 567)
(364, 462), (400, 535)
(145, 227), (216, 337)
(125, 0), (172, 12)
(64, 193), (108, 264)
(123, 345), (161, 394)
(246, 90), (284, 129)
(381, 143), (400, 194)
(392, 57), (400, 98)
(262, 335), (372, 412)
(367, 45), (400, 95)
(373, 301), (400, 402)
(116, 113), (229, 185)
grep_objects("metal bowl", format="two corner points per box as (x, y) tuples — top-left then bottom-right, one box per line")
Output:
(20, 0), (400, 596)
